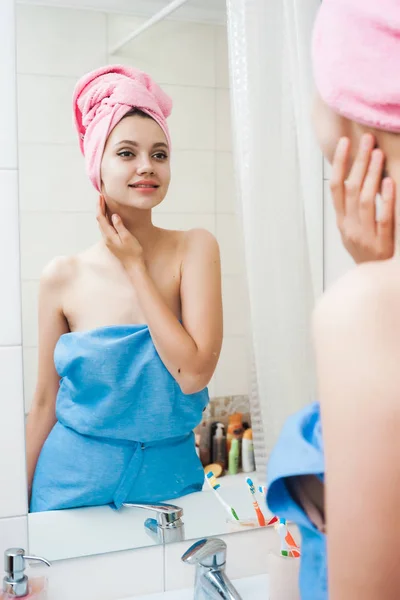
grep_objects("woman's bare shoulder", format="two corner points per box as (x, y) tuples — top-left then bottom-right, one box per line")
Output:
(314, 259), (400, 335)
(156, 227), (219, 261)
(181, 228), (219, 254)
(40, 255), (81, 290)
(40, 244), (100, 288)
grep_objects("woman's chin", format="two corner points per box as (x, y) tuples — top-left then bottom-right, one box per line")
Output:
(118, 195), (164, 211)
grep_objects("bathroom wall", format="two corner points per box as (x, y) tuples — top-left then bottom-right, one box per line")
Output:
(323, 160), (354, 287)
(16, 4), (252, 416)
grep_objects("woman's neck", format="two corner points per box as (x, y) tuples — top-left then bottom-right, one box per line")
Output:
(105, 203), (158, 250)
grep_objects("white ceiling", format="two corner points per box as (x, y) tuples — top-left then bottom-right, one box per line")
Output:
(17, 0), (227, 23)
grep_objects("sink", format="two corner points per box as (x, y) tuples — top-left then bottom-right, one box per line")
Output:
(121, 574), (269, 599)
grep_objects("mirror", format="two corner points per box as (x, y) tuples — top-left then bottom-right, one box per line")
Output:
(16, 0), (269, 561)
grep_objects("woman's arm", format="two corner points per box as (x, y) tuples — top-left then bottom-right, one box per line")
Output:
(26, 258), (70, 497)
(313, 261), (400, 599)
(126, 229), (223, 395)
(97, 200), (223, 395)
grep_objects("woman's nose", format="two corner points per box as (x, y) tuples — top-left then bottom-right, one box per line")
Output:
(136, 154), (154, 174)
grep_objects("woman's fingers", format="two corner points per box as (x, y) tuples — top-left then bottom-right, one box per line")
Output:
(112, 214), (130, 243)
(377, 178), (395, 258)
(344, 133), (375, 220)
(358, 149), (385, 237)
(96, 195), (118, 243)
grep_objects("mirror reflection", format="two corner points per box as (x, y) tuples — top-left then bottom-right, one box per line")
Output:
(17, 0), (267, 560)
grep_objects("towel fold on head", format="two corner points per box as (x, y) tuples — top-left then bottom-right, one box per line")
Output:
(73, 65), (172, 191)
(312, 0), (400, 133)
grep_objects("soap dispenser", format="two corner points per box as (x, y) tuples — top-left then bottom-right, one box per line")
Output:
(1, 548), (50, 599)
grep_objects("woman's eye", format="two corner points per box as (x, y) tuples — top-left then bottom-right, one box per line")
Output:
(154, 152), (168, 160)
(117, 151), (134, 158)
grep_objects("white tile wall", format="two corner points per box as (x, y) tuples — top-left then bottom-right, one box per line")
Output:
(216, 152), (237, 213)
(20, 212), (99, 280)
(214, 335), (252, 397)
(22, 346), (38, 414)
(0, 170), (22, 345)
(0, 0), (18, 169)
(216, 26), (230, 89)
(17, 75), (76, 144)
(0, 516), (28, 558)
(163, 84), (216, 151)
(217, 214), (246, 276)
(216, 89), (233, 152)
(107, 16), (216, 88)
(16, 5), (107, 77)
(222, 275), (250, 336)
(18, 144), (96, 212)
(0, 347), (27, 518)
(21, 281), (39, 346)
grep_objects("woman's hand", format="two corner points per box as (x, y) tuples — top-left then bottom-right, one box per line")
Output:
(96, 195), (144, 269)
(331, 134), (396, 264)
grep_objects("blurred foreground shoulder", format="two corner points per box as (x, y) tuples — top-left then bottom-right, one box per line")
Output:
(313, 259), (400, 340)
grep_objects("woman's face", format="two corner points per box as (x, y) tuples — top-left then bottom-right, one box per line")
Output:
(312, 91), (400, 179)
(312, 91), (356, 165)
(100, 114), (171, 210)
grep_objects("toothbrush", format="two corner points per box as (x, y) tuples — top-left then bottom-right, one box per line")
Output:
(277, 518), (300, 558)
(206, 471), (239, 521)
(246, 478), (266, 527)
(256, 486), (278, 527)
(258, 485), (267, 497)
(280, 517), (300, 550)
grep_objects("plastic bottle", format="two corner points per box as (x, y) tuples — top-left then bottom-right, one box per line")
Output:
(242, 428), (255, 473)
(212, 422), (227, 470)
(198, 420), (212, 467)
(228, 438), (240, 475)
(226, 413), (243, 454)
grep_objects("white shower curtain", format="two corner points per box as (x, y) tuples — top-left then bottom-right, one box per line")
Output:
(226, 0), (323, 458)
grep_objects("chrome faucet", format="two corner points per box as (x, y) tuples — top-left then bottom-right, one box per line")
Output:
(181, 538), (242, 600)
(122, 502), (185, 544)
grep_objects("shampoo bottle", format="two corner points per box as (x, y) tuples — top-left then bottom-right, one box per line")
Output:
(212, 422), (227, 470)
(242, 428), (255, 473)
(226, 413), (243, 454)
(199, 420), (212, 467)
(228, 438), (240, 475)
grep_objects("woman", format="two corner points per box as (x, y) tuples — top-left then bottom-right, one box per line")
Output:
(26, 65), (223, 512)
(267, 1), (400, 598)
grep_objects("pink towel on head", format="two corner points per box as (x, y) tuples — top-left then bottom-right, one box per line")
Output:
(312, 0), (400, 133)
(73, 65), (173, 192)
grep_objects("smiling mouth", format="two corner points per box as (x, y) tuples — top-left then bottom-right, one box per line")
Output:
(129, 184), (159, 189)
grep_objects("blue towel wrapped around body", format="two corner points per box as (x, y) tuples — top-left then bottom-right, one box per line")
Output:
(30, 324), (209, 512)
(266, 402), (327, 600)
